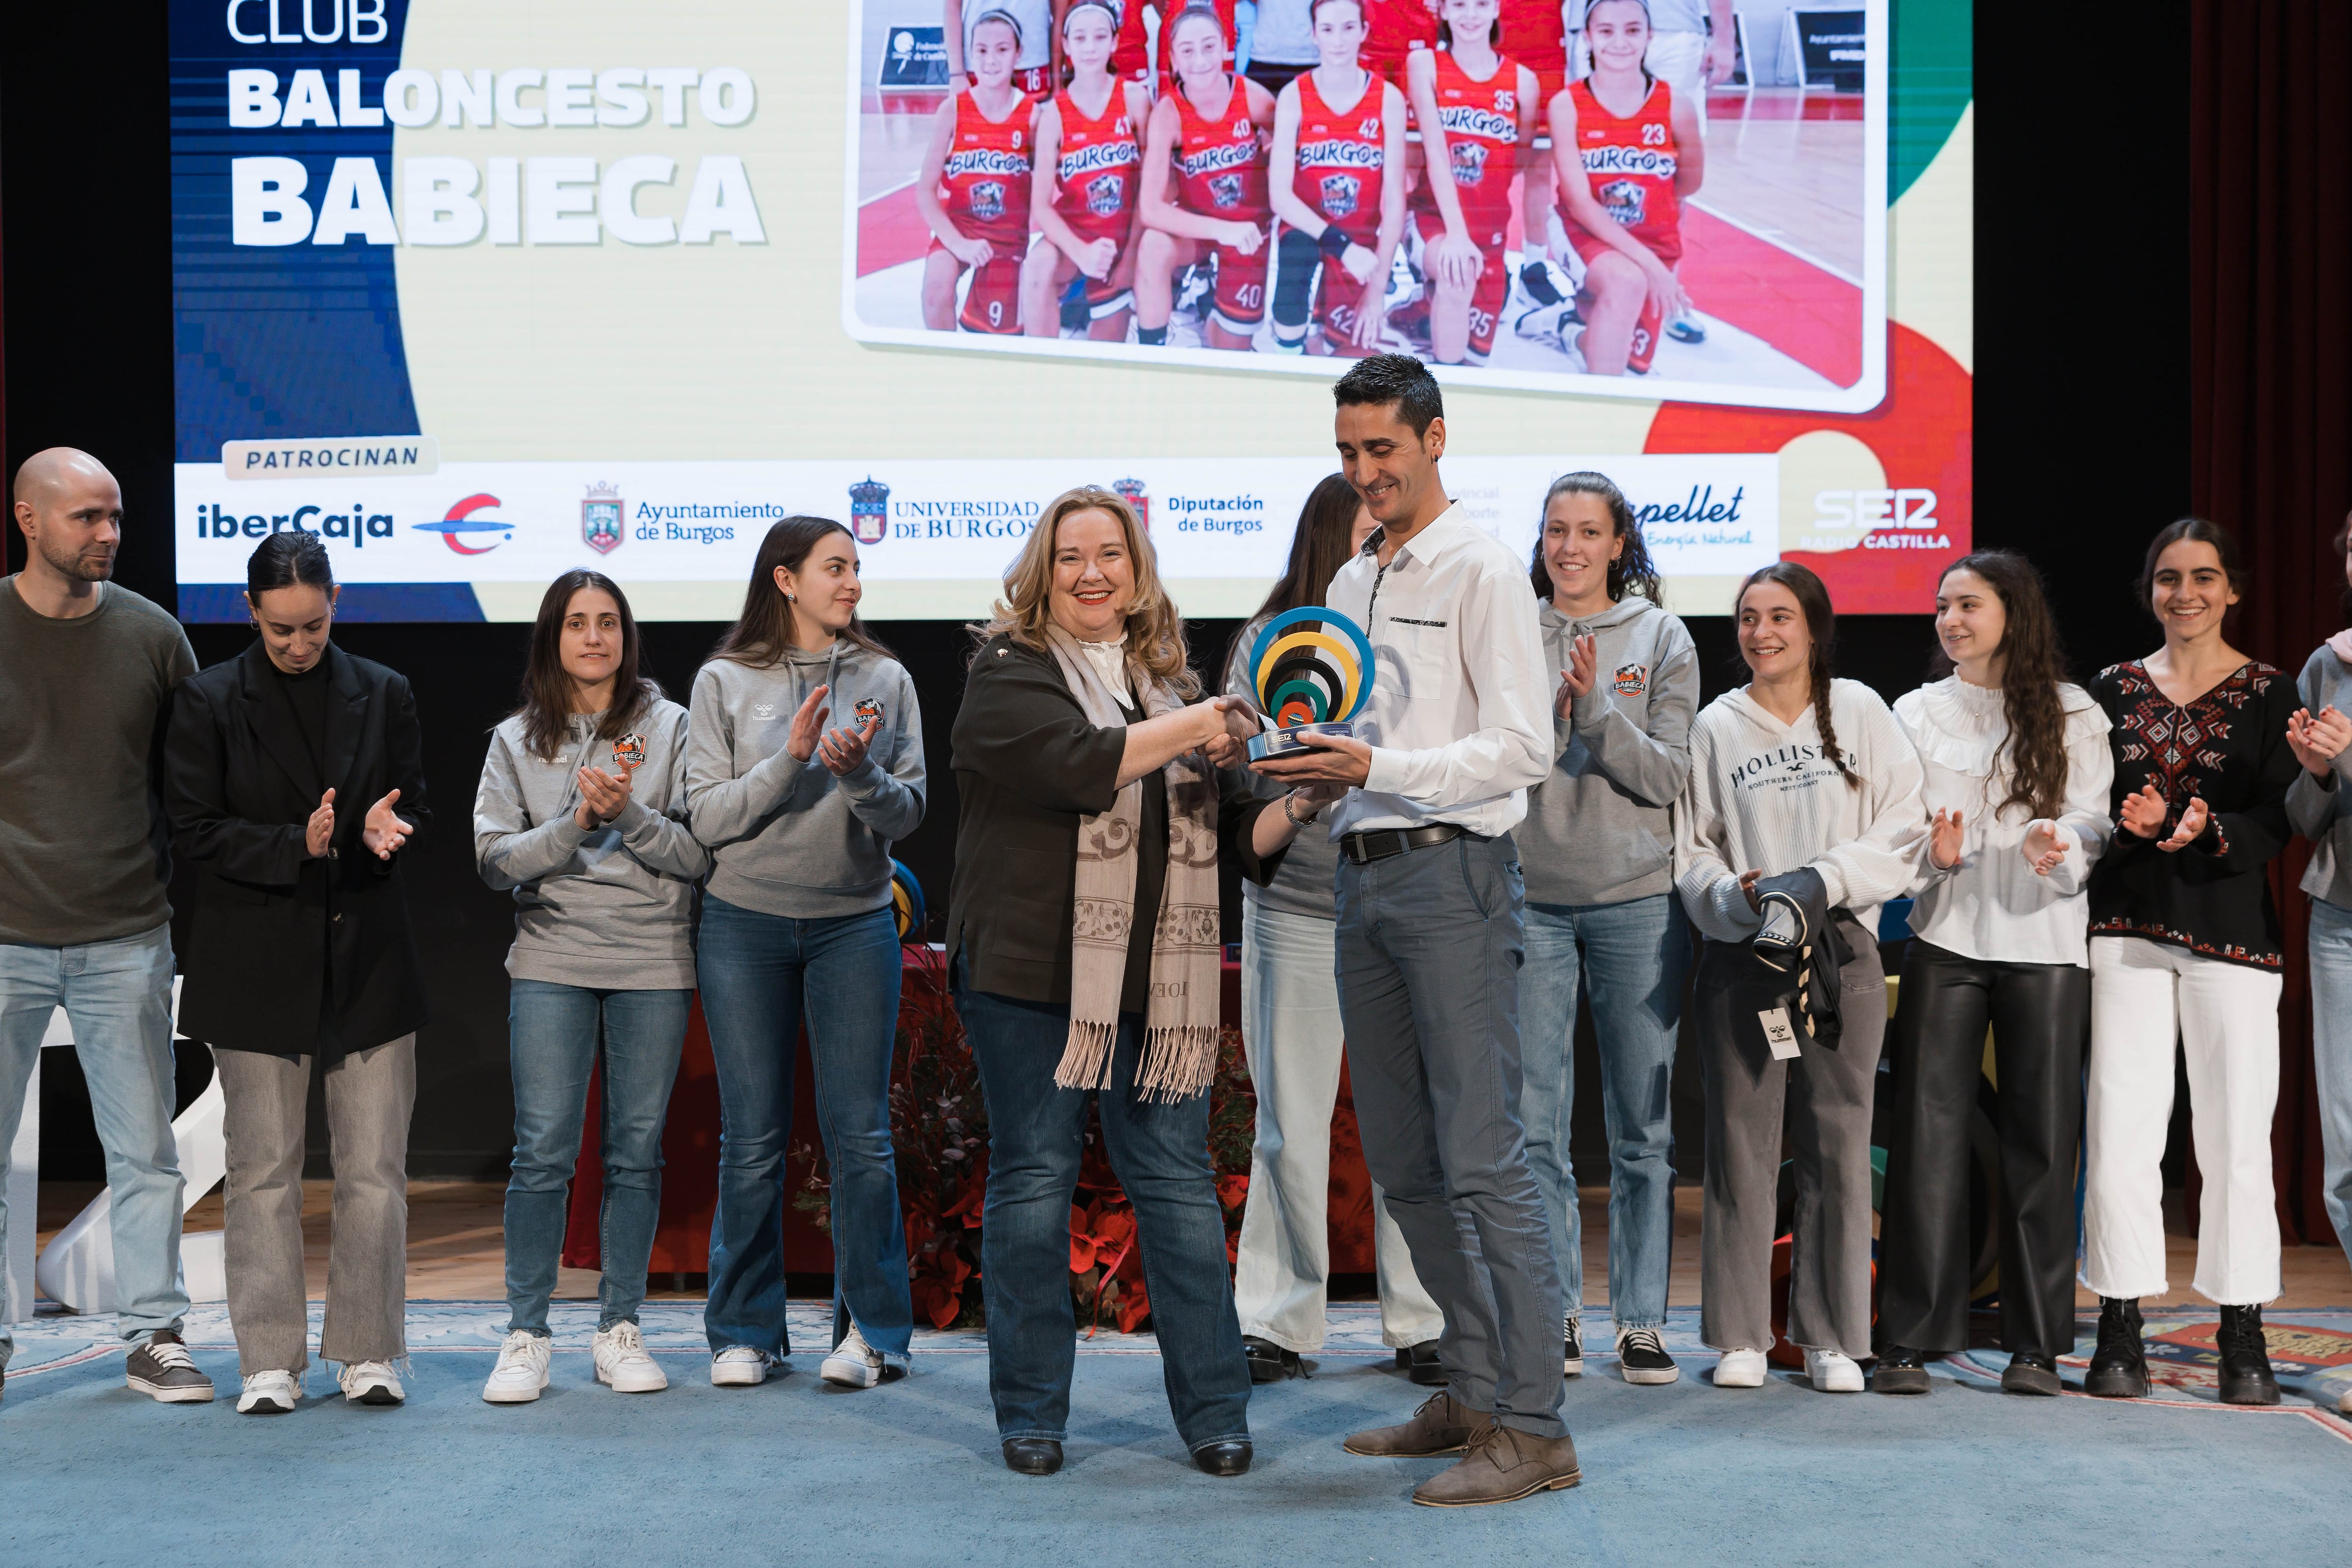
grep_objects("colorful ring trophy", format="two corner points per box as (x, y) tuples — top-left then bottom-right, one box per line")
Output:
(1246, 605), (1375, 762)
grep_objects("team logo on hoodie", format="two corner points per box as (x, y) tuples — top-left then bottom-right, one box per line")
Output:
(853, 697), (885, 728)
(611, 733), (647, 774)
(1613, 663), (1647, 697)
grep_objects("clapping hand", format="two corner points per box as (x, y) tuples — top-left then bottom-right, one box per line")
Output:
(2288, 705), (2352, 776)
(2158, 795), (2210, 852)
(818, 714), (881, 778)
(2021, 820), (2072, 877)
(1554, 634), (1599, 718)
(304, 788), (336, 858)
(2118, 781), (2170, 840)
(361, 788), (410, 860)
(575, 764), (633, 828)
(786, 685), (831, 764)
(1928, 808), (1965, 870)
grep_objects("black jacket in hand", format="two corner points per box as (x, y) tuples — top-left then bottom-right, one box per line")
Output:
(165, 641), (430, 1059)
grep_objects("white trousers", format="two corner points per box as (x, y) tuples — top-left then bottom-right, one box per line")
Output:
(2081, 937), (2282, 1305)
(1232, 901), (1443, 1351)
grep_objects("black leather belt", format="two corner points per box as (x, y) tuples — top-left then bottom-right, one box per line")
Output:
(1340, 823), (1470, 865)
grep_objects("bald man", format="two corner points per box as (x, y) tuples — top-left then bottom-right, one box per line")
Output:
(0, 449), (211, 1402)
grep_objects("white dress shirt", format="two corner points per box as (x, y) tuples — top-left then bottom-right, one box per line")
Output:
(1322, 501), (1552, 837)
(1895, 676), (2115, 967)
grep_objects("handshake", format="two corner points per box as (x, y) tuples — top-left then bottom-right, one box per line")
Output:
(1187, 694), (1375, 792)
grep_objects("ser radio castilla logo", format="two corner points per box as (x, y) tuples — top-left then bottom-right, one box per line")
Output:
(583, 482), (624, 556)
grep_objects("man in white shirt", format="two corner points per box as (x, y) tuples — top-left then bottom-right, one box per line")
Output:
(1252, 357), (1572, 1508)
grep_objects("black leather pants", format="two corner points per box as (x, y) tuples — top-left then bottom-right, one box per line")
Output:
(1878, 939), (2089, 1358)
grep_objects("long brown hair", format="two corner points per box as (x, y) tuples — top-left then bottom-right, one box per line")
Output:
(1253, 473), (1364, 621)
(1737, 561), (1857, 788)
(711, 516), (895, 668)
(1932, 551), (2071, 820)
(513, 570), (661, 761)
(1526, 470), (1663, 607)
(974, 486), (1200, 698)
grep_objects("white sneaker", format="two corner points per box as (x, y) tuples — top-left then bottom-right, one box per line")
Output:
(483, 1330), (552, 1404)
(1713, 1348), (1769, 1388)
(337, 1361), (405, 1406)
(1805, 1348), (1864, 1393)
(710, 1346), (771, 1387)
(236, 1369), (301, 1415)
(594, 1321), (668, 1393)
(820, 1326), (906, 1389)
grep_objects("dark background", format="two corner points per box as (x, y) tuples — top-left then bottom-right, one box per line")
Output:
(3, 7), (2189, 1183)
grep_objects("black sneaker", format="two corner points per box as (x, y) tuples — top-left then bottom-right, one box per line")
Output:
(2216, 1304), (2280, 1406)
(1873, 1344), (1931, 1394)
(2083, 1297), (2149, 1399)
(124, 1330), (215, 1403)
(2000, 1350), (2061, 1396)
(1563, 1320), (1583, 1377)
(1616, 1326), (1679, 1385)
(1243, 1336), (1304, 1383)
(1394, 1339), (1445, 1386)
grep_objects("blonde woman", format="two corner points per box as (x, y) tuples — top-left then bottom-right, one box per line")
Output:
(945, 487), (1312, 1478)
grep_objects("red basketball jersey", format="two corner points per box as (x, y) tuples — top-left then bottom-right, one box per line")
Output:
(938, 88), (1033, 249)
(1050, 86), (1141, 244)
(1171, 77), (1270, 224)
(1293, 71), (1387, 246)
(1359, 0), (1439, 82)
(1406, 49), (1521, 247)
(1558, 77), (1682, 261)
(1496, 0), (1568, 73)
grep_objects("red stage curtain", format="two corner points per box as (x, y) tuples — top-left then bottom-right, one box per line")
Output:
(2187, 0), (2352, 1244)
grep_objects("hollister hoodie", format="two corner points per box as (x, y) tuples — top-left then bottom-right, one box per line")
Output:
(684, 639), (925, 919)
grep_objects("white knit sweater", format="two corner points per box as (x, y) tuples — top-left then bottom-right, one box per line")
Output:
(1673, 678), (1930, 944)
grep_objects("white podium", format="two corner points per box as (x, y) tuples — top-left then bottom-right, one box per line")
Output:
(4, 978), (230, 1326)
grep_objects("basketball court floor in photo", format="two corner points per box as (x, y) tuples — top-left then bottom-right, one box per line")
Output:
(851, 86), (1865, 392)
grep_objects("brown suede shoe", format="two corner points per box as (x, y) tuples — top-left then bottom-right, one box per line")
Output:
(1410, 1421), (1581, 1508)
(1342, 1389), (1484, 1457)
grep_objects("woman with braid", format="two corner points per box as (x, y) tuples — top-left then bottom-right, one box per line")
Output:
(1672, 563), (1927, 1394)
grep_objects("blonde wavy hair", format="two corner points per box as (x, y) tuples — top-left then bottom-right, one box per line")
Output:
(975, 486), (1200, 698)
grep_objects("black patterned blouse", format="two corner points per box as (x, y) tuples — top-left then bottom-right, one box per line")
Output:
(2085, 659), (2298, 969)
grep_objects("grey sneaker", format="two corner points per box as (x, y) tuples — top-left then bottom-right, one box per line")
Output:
(125, 1331), (215, 1403)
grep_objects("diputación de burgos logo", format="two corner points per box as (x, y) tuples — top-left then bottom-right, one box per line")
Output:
(850, 477), (890, 546)
(1112, 477), (1150, 532)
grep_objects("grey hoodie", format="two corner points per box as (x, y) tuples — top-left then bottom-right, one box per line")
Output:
(474, 696), (710, 989)
(2289, 637), (2352, 909)
(685, 641), (925, 919)
(1518, 595), (1699, 907)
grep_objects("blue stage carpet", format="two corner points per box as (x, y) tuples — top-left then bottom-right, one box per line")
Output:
(4, 1305), (2348, 1568)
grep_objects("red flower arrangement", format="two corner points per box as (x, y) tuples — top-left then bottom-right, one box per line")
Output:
(795, 947), (1254, 1332)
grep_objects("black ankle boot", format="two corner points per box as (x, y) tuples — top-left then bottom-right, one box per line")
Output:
(1873, 1345), (1931, 1395)
(2216, 1304), (2280, 1406)
(2083, 1297), (2148, 1399)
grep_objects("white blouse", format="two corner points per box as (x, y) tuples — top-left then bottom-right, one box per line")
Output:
(1894, 676), (2115, 967)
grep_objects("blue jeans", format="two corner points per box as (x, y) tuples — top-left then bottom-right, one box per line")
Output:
(1519, 895), (1689, 1334)
(954, 967), (1251, 1451)
(697, 897), (912, 1361)
(2312, 898), (2352, 1267)
(0, 924), (186, 1364)
(503, 980), (689, 1336)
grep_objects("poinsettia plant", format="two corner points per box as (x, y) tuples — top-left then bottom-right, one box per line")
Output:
(795, 947), (1254, 1332)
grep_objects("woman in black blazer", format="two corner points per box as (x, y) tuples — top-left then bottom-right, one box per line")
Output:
(164, 533), (429, 1414)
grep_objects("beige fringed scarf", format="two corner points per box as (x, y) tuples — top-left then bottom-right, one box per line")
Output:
(1043, 623), (1224, 1102)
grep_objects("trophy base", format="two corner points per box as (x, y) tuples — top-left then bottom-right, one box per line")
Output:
(1248, 721), (1355, 762)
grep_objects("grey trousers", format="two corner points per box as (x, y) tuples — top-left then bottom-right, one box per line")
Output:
(1693, 919), (1886, 1360)
(1335, 832), (1566, 1440)
(217, 1035), (415, 1375)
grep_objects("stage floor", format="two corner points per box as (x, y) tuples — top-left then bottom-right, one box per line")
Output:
(5, 1302), (2348, 1568)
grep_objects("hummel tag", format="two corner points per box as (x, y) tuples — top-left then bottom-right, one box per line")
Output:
(1759, 1007), (1800, 1060)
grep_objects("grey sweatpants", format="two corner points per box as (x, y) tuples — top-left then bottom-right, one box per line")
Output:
(1693, 920), (1886, 1360)
(217, 1035), (415, 1375)
(1335, 832), (1566, 1440)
